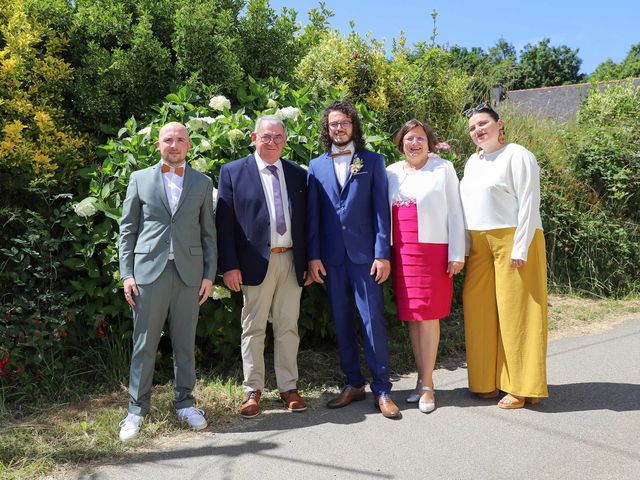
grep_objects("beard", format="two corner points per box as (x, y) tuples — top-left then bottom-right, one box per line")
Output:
(331, 134), (353, 148)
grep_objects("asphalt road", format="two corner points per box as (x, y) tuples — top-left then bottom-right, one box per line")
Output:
(81, 318), (640, 480)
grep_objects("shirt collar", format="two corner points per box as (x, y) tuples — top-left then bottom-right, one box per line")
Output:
(331, 141), (355, 158)
(161, 160), (186, 169)
(255, 152), (282, 171)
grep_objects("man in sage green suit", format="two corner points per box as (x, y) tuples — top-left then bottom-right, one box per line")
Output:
(118, 122), (217, 441)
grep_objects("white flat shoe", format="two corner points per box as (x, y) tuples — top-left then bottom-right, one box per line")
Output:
(418, 386), (436, 414)
(406, 379), (423, 403)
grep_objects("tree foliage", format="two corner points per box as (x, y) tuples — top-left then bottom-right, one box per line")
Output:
(590, 42), (640, 81)
(0, 1), (92, 206)
(511, 38), (583, 89)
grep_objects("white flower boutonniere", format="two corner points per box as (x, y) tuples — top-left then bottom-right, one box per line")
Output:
(349, 156), (365, 181)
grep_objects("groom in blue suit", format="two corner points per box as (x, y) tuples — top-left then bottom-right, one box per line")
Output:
(307, 100), (400, 419)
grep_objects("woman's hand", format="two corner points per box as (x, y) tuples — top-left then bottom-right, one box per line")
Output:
(447, 261), (465, 278)
(510, 259), (527, 268)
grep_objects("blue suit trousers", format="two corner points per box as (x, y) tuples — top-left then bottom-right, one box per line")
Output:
(325, 257), (392, 395)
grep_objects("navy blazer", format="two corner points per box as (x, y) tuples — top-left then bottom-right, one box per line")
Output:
(216, 154), (307, 286)
(307, 149), (391, 267)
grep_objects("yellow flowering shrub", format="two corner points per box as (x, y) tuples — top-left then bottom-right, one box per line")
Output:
(0, 1), (92, 203)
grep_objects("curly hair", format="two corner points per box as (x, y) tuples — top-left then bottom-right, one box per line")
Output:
(319, 100), (366, 152)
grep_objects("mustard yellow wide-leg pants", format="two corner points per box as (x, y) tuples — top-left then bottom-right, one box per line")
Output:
(463, 228), (548, 398)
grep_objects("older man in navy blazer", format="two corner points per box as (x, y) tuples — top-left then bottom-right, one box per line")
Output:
(217, 115), (309, 418)
(307, 100), (399, 419)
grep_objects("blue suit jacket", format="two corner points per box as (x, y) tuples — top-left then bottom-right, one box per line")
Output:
(216, 154), (307, 286)
(307, 149), (391, 266)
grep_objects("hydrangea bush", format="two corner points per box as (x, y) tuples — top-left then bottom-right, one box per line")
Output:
(69, 77), (401, 362)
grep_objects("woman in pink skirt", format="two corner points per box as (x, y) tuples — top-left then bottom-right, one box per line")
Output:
(386, 119), (465, 413)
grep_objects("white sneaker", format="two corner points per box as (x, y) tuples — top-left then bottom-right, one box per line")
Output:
(176, 406), (207, 430)
(119, 413), (142, 441)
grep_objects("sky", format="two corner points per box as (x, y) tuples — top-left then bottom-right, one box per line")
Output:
(268, 0), (639, 75)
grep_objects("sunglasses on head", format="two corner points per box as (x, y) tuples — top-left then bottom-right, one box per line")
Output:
(463, 102), (498, 118)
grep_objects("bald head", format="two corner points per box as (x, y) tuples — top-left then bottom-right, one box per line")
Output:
(157, 122), (191, 166)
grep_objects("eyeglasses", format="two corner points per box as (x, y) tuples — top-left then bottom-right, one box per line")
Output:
(258, 134), (285, 144)
(328, 120), (352, 129)
(403, 136), (427, 145)
(463, 102), (498, 118)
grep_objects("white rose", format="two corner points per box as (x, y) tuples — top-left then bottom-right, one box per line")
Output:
(191, 157), (208, 173)
(74, 197), (98, 218)
(186, 118), (205, 131)
(210, 285), (232, 300)
(209, 95), (231, 111)
(138, 126), (151, 136)
(266, 99), (278, 108)
(228, 129), (244, 141)
(199, 139), (212, 152)
(276, 107), (299, 120)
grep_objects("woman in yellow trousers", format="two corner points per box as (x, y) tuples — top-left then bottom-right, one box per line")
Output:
(459, 103), (548, 409)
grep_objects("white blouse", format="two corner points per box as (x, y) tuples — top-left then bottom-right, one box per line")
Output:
(386, 155), (465, 263)
(459, 143), (543, 261)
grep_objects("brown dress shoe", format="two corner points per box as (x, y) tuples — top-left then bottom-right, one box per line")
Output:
(280, 389), (307, 412)
(326, 385), (366, 409)
(375, 393), (401, 419)
(240, 390), (261, 418)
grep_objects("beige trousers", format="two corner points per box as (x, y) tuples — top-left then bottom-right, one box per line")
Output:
(241, 251), (302, 392)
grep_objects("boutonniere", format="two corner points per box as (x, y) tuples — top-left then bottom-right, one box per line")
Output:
(349, 156), (365, 181)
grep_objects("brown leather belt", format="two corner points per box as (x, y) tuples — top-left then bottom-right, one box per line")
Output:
(270, 247), (292, 253)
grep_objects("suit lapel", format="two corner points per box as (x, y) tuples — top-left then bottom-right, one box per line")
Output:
(244, 154), (269, 204)
(175, 164), (194, 215)
(153, 162), (172, 214)
(319, 152), (342, 199)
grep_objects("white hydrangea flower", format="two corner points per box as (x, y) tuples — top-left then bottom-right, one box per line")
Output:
(199, 139), (212, 152)
(215, 114), (226, 121)
(266, 98), (278, 108)
(74, 197), (98, 218)
(201, 116), (216, 124)
(209, 95), (231, 111)
(210, 285), (232, 300)
(298, 135), (308, 144)
(138, 126), (151, 136)
(276, 107), (299, 120)
(186, 118), (205, 131)
(191, 157), (208, 173)
(228, 129), (244, 140)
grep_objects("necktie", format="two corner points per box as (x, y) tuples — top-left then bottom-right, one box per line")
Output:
(331, 150), (352, 157)
(161, 164), (184, 176)
(266, 165), (286, 235)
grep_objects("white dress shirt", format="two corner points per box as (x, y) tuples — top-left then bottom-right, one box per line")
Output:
(254, 153), (293, 248)
(331, 141), (355, 188)
(459, 143), (543, 261)
(161, 160), (185, 259)
(386, 155), (466, 262)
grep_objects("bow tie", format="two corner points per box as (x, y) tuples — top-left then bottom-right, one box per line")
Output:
(331, 150), (352, 158)
(161, 164), (184, 176)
